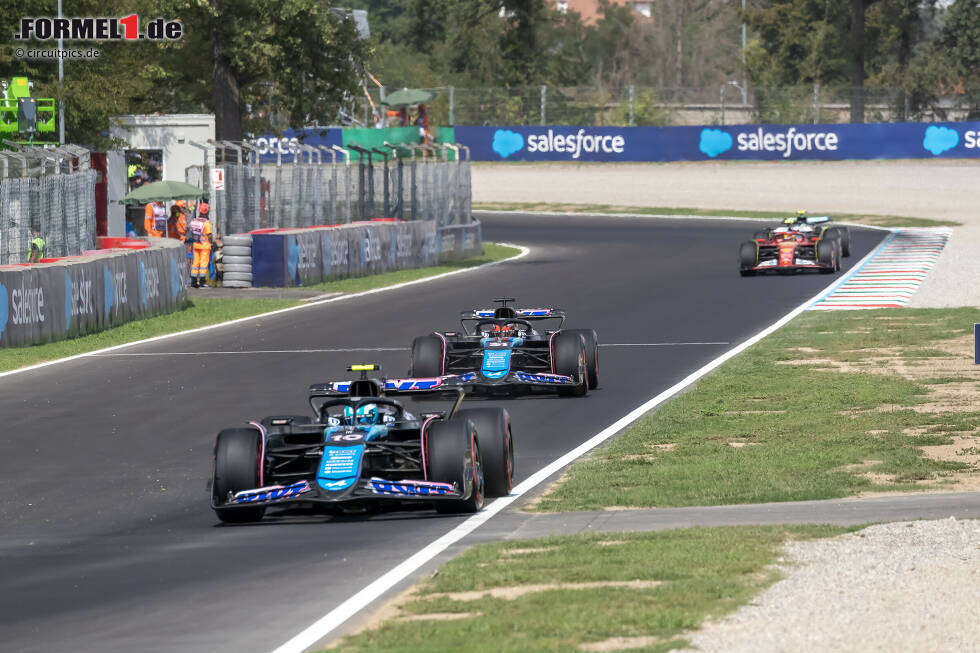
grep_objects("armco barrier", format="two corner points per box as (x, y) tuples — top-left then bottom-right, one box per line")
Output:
(251, 220), (482, 287)
(455, 121), (980, 162)
(0, 239), (188, 348)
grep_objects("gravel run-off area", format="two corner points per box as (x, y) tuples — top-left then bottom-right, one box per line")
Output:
(473, 161), (979, 650)
(472, 160), (978, 307)
(681, 519), (980, 653)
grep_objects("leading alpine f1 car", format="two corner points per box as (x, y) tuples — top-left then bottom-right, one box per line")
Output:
(739, 212), (850, 276)
(409, 298), (599, 397)
(209, 365), (514, 523)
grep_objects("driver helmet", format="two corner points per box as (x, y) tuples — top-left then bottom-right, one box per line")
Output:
(343, 403), (378, 425)
(492, 322), (519, 337)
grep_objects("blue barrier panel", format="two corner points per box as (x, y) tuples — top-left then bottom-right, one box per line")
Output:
(455, 121), (980, 162)
(253, 128), (344, 164)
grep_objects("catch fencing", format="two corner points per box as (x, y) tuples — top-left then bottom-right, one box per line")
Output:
(0, 148), (97, 265)
(189, 143), (472, 237)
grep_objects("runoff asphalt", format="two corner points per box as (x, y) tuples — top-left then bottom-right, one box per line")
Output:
(0, 214), (886, 653)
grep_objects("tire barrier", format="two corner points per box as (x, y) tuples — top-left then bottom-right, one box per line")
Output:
(0, 238), (188, 348)
(218, 234), (253, 288)
(251, 220), (482, 288)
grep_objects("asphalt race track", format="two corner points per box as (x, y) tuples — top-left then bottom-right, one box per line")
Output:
(0, 214), (886, 653)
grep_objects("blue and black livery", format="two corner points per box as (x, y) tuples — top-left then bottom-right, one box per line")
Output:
(209, 364), (515, 523)
(409, 298), (599, 397)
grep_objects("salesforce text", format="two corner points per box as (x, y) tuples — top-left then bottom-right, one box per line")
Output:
(737, 128), (839, 158)
(526, 129), (626, 159)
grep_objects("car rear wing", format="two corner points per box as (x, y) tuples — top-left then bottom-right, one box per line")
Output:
(309, 371), (468, 417)
(460, 308), (566, 330)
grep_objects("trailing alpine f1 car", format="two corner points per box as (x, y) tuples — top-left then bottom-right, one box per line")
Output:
(209, 365), (514, 523)
(409, 298), (598, 397)
(739, 212), (849, 276)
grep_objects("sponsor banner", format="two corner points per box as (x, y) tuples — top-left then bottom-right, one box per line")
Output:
(437, 222), (482, 262)
(0, 239), (187, 348)
(252, 221), (447, 288)
(455, 121), (980, 162)
(250, 128), (343, 164)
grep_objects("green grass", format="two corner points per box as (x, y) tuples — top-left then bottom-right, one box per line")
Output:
(327, 525), (849, 653)
(473, 201), (960, 228)
(0, 244), (521, 373)
(536, 308), (980, 511)
(298, 243), (520, 293)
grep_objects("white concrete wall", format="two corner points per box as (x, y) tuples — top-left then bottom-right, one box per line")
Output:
(110, 114), (216, 182)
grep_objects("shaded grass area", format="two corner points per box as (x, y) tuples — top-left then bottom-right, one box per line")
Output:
(299, 243), (520, 293)
(327, 525), (848, 653)
(0, 297), (300, 372)
(0, 244), (521, 373)
(537, 308), (980, 511)
(473, 202), (960, 228)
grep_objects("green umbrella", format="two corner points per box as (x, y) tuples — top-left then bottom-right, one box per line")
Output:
(381, 88), (435, 108)
(120, 180), (208, 205)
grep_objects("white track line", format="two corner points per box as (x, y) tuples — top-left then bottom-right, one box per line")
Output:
(0, 244), (530, 380)
(93, 342), (730, 357)
(473, 209), (895, 232)
(92, 348), (411, 357)
(269, 232), (894, 653)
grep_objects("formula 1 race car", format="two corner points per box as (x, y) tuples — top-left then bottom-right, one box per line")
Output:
(209, 365), (514, 523)
(408, 298), (598, 397)
(739, 214), (850, 276)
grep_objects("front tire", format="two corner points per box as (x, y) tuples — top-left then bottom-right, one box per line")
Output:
(454, 408), (514, 497)
(410, 334), (444, 377)
(817, 238), (838, 274)
(553, 332), (588, 397)
(739, 241), (758, 276)
(426, 419), (484, 513)
(212, 427), (266, 523)
(564, 328), (599, 389)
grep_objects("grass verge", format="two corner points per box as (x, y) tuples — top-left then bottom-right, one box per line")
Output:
(537, 308), (980, 511)
(325, 525), (849, 653)
(0, 244), (521, 373)
(473, 202), (960, 228)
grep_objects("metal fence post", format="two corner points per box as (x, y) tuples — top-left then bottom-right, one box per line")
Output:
(449, 86), (455, 126)
(540, 85), (547, 126)
(629, 85), (635, 127)
(332, 145), (351, 223)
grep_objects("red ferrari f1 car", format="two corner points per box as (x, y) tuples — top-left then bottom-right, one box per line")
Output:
(739, 215), (850, 276)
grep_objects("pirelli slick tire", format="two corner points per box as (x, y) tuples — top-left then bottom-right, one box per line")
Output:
(739, 241), (758, 276)
(222, 234), (253, 247)
(223, 263), (253, 273)
(828, 226), (852, 257)
(222, 245), (252, 257)
(221, 279), (252, 288)
(552, 331), (588, 397)
(410, 334), (444, 377)
(221, 255), (252, 265)
(564, 328), (599, 389)
(426, 419), (485, 514)
(212, 428), (266, 523)
(454, 408), (513, 498)
(817, 238), (838, 273)
(223, 271), (253, 282)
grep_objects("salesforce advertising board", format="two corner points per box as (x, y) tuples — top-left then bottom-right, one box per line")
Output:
(454, 121), (980, 162)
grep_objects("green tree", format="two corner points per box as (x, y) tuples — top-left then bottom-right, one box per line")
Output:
(941, 0), (980, 117)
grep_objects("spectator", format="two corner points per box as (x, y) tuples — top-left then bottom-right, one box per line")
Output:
(125, 219), (137, 238)
(415, 104), (430, 144)
(144, 200), (167, 238)
(168, 201), (187, 240)
(26, 227), (45, 263)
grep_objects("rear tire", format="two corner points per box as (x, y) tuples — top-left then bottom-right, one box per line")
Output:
(564, 328), (599, 389)
(552, 332), (588, 397)
(212, 427), (266, 523)
(410, 334), (444, 377)
(833, 227), (852, 257)
(454, 408), (514, 497)
(739, 241), (758, 276)
(426, 419), (484, 513)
